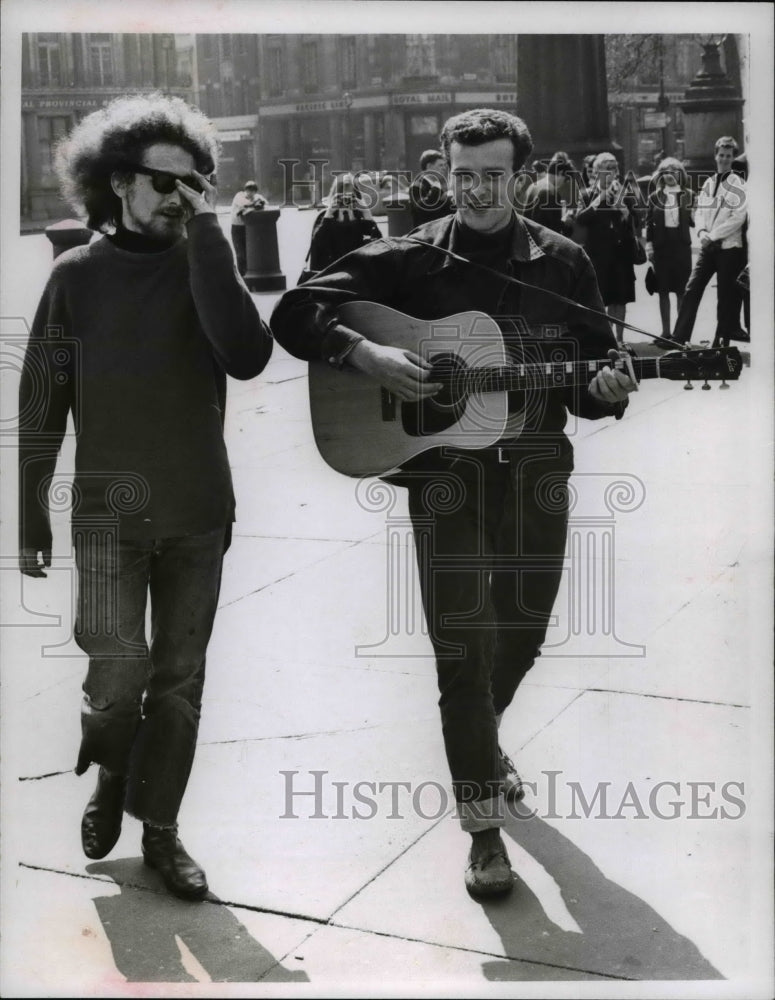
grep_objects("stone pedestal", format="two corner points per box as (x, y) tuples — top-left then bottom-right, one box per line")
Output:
(243, 208), (287, 292)
(45, 219), (92, 258)
(516, 35), (612, 164)
(384, 197), (413, 238)
(678, 42), (744, 178)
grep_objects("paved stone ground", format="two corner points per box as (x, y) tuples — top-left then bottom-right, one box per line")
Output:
(0, 208), (771, 997)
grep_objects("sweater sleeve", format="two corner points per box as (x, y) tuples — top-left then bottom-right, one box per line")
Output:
(270, 238), (403, 362)
(18, 276), (74, 554)
(185, 214), (273, 380)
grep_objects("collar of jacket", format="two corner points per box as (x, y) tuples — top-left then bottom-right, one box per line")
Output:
(408, 211), (545, 275)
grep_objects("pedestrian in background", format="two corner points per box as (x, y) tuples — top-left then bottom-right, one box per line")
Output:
(299, 173), (382, 283)
(18, 94), (273, 900)
(230, 180), (266, 277)
(576, 151), (640, 346)
(408, 148), (454, 229)
(731, 152), (750, 339)
(672, 136), (747, 347)
(524, 150), (580, 236)
(645, 157), (694, 341)
(581, 153), (597, 188)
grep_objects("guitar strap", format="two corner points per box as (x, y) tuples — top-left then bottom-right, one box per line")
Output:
(402, 235), (683, 348)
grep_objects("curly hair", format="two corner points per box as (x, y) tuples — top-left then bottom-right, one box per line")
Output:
(439, 108), (533, 172)
(54, 93), (220, 231)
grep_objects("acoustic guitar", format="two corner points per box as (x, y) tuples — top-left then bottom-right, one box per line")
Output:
(308, 301), (743, 477)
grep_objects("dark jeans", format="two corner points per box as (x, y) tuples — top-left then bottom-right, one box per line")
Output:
(231, 225), (247, 277)
(672, 243), (746, 345)
(406, 443), (570, 830)
(73, 527), (227, 826)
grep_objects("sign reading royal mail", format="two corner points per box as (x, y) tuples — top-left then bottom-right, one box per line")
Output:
(391, 92), (453, 106)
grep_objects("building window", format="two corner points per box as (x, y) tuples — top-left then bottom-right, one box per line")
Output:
(340, 36), (356, 87)
(38, 116), (70, 183)
(37, 38), (62, 87)
(202, 35), (215, 60)
(222, 77), (233, 111)
(268, 45), (283, 96)
(406, 35), (436, 77)
(302, 41), (319, 93)
(492, 37), (514, 80)
(222, 34), (232, 59)
(90, 35), (114, 86)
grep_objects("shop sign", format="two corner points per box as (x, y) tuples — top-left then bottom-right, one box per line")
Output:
(456, 92), (517, 104)
(22, 96), (105, 111)
(391, 92), (452, 106)
(643, 110), (669, 129)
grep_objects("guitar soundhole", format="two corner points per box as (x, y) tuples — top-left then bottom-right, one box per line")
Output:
(401, 352), (468, 437)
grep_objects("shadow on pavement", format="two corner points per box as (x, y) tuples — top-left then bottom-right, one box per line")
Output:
(86, 859), (308, 983)
(479, 808), (724, 982)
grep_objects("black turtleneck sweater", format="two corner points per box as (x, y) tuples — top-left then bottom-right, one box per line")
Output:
(19, 214), (273, 549)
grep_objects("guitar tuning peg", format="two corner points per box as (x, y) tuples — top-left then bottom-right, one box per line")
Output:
(684, 379), (694, 390)
(719, 379), (730, 390)
(702, 380), (711, 390)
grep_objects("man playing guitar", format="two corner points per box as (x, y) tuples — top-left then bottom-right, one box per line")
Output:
(271, 108), (635, 899)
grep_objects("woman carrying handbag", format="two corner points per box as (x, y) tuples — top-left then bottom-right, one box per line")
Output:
(298, 173), (382, 285)
(576, 152), (641, 347)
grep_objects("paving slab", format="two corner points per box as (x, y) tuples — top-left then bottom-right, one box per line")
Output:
(286, 921), (610, 989)
(333, 691), (748, 983)
(1, 863), (311, 996)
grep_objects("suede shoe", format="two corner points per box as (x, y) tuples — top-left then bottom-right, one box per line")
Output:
(465, 844), (515, 899)
(81, 767), (127, 860)
(498, 747), (525, 802)
(141, 824), (209, 900)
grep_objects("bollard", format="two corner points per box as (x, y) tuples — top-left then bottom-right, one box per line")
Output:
(383, 197), (414, 238)
(243, 208), (287, 292)
(45, 219), (92, 259)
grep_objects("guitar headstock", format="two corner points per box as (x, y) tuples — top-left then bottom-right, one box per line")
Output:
(659, 347), (743, 382)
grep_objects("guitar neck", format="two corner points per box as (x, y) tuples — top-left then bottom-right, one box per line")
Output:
(469, 356), (664, 393)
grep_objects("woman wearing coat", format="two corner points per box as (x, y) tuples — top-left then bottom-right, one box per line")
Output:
(300, 173), (382, 282)
(645, 157), (694, 339)
(575, 151), (640, 346)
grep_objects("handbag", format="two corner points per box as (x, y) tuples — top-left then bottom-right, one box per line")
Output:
(297, 247), (317, 286)
(631, 231), (647, 265)
(645, 265), (657, 295)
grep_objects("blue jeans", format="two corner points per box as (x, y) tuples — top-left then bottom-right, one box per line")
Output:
(406, 443), (570, 831)
(73, 527), (227, 826)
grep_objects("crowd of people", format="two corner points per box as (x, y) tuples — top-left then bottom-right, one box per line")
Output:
(292, 137), (749, 349)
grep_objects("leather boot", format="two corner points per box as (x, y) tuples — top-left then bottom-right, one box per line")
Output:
(141, 824), (208, 900)
(81, 767), (127, 859)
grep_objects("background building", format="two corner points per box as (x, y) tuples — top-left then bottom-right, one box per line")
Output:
(21, 33), (196, 222)
(19, 32), (746, 227)
(250, 34), (517, 203)
(606, 34), (744, 175)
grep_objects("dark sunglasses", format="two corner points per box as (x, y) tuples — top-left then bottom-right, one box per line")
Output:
(122, 164), (216, 195)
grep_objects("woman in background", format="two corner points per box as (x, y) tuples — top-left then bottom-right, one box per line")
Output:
(300, 173), (382, 282)
(576, 151), (640, 346)
(645, 157), (694, 340)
